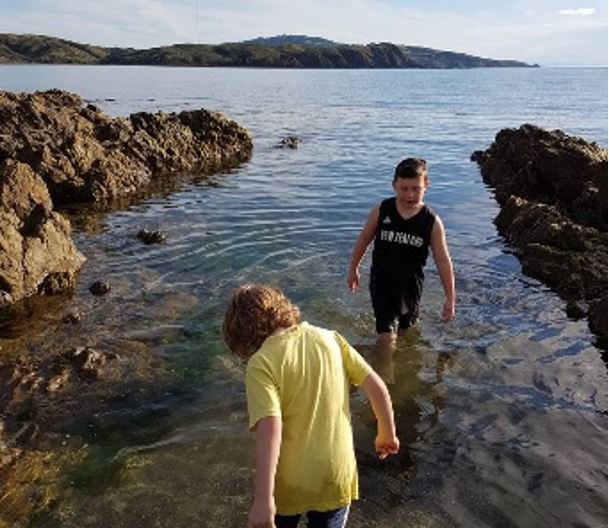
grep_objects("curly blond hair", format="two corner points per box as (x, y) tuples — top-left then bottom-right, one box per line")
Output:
(223, 284), (301, 358)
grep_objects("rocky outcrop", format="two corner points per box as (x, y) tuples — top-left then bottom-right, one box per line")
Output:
(472, 124), (607, 349)
(0, 89), (252, 304)
(0, 89), (252, 204)
(0, 159), (85, 302)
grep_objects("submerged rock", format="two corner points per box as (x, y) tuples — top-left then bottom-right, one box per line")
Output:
(61, 310), (83, 324)
(472, 124), (608, 349)
(67, 346), (118, 381)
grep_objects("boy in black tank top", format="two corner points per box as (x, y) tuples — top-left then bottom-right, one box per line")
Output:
(348, 158), (455, 346)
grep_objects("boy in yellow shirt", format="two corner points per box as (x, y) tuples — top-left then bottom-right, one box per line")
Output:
(223, 285), (399, 528)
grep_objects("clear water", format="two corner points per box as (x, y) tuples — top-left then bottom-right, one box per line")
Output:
(0, 66), (607, 527)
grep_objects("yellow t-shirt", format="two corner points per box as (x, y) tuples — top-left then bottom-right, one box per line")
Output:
(245, 322), (372, 515)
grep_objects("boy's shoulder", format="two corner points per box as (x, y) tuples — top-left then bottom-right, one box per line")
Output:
(422, 203), (437, 218)
(299, 323), (345, 352)
(246, 322), (338, 370)
(249, 322), (319, 356)
(300, 321), (334, 340)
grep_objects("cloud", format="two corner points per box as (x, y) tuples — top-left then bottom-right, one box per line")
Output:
(557, 8), (596, 16)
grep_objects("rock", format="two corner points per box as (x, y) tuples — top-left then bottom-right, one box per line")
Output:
(0, 290), (13, 305)
(37, 271), (78, 295)
(588, 297), (608, 350)
(89, 280), (111, 296)
(566, 300), (589, 319)
(472, 124), (607, 230)
(276, 136), (300, 149)
(62, 310), (83, 324)
(0, 90), (252, 306)
(0, 160), (86, 303)
(0, 90), (253, 204)
(137, 228), (166, 244)
(473, 125), (607, 349)
(67, 347), (108, 380)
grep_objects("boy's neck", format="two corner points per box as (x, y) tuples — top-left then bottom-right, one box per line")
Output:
(395, 199), (424, 219)
(270, 324), (297, 337)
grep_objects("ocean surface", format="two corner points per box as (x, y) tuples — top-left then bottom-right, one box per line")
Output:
(0, 65), (607, 527)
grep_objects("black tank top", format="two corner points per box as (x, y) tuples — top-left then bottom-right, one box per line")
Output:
(371, 198), (436, 290)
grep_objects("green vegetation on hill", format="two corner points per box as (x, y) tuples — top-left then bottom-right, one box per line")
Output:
(399, 46), (530, 68)
(0, 33), (537, 68)
(0, 33), (106, 64)
(241, 35), (341, 48)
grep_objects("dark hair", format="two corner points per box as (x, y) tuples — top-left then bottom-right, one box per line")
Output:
(223, 284), (301, 359)
(393, 158), (428, 183)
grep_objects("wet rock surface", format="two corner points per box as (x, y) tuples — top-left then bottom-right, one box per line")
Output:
(472, 124), (608, 349)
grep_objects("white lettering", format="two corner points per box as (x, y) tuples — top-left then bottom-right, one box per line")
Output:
(379, 230), (423, 247)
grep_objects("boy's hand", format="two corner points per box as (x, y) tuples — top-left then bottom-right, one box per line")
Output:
(442, 300), (455, 323)
(347, 268), (360, 292)
(247, 497), (276, 528)
(375, 433), (400, 460)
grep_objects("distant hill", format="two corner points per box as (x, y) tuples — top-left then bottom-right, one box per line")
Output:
(241, 35), (342, 48)
(0, 33), (106, 64)
(398, 45), (531, 68)
(0, 33), (537, 68)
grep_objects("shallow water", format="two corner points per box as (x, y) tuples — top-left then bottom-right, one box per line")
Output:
(0, 66), (607, 527)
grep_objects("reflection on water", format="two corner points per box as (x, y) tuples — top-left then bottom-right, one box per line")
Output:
(0, 66), (606, 527)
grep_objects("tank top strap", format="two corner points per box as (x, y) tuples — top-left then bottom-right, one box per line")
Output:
(420, 205), (436, 242)
(378, 198), (395, 223)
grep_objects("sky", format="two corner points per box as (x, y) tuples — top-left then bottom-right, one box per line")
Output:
(0, 0), (607, 66)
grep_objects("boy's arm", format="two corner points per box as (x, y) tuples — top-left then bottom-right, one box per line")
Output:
(348, 205), (380, 292)
(430, 216), (455, 323)
(248, 416), (282, 528)
(361, 371), (399, 459)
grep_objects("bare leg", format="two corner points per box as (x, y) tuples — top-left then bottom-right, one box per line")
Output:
(373, 331), (397, 384)
(376, 331), (397, 347)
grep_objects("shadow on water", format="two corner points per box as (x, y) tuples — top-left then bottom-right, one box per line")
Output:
(59, 167), (239, 234)
(0, 294), (75, 340)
